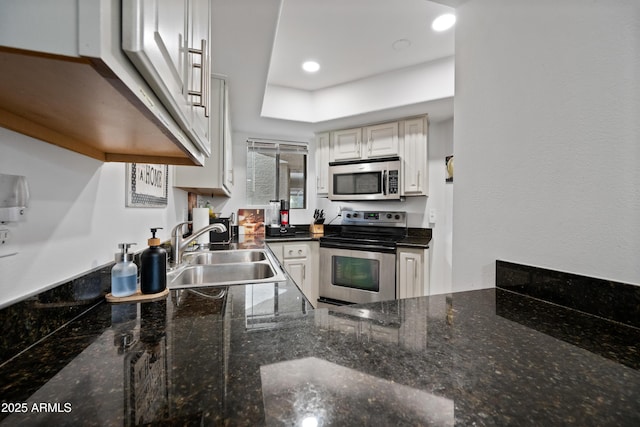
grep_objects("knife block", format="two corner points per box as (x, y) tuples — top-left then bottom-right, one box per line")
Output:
(309, 224), (324, 235)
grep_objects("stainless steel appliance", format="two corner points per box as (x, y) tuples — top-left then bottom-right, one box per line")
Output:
(265, 199), (297, 237)
(318, 210), (407, 306)
(209, 217), (231, 244)
(328, 157), (401, 201)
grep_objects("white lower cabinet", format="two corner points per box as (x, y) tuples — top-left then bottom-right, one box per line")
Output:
(397, 247), (430, 299)
(268, 241), (318, 308)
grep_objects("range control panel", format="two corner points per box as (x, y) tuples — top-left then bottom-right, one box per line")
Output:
(341, 210), (407, 227)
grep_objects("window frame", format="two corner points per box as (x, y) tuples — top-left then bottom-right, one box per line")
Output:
(246, 138), (308, 209)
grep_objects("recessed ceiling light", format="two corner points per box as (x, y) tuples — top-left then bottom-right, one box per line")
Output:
(302, 61), (320, 73)
(432, 13), (456, 32)
(392, 39), (412, 51)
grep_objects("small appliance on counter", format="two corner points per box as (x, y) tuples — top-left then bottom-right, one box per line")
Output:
(209, 217), (232, 244)
(265, 199), (297, 237)
(266, 224), (297, 237)
(279, 199), (290, 226)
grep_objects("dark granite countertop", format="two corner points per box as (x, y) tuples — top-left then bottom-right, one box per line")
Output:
(2, 271), (639, 426)
(269, 224), (433, 248)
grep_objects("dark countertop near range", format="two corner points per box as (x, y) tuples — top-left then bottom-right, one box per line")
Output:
(1, 245), (638, 426)
(264, 224), (432, 248)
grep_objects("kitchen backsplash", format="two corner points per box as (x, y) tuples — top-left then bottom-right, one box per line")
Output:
(0, 264), (111, 365)
(496, 260), (640, 329)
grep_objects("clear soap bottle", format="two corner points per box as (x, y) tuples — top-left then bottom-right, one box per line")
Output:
(111, 243), (138, 297)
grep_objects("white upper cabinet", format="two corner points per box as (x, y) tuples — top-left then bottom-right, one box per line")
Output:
(401, 116), (428, 196)
(186, 0), (211, 150)
(123, 0), (211, 156)
(0, 0), (209, 165)
(364, 122), (399, 158)
(331, 122), (399, 162)
(331, 128), (362, 162)
(315, 132), (330, 196)
(222, 84), (234, 190)
(174, 77), (234, 196)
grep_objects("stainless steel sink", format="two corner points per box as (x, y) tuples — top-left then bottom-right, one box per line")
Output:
(167, 249), (286, 289)
(183, 249), (267, 265)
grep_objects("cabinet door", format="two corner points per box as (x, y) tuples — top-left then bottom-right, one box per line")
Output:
(401, 117), (428, 196)
(284, 259), (307, 291)
(398, 249), (425, 299)
(281, 243), (317, 308)
(222, 84), (234, 189)
(315, 132), (330, 196)
(186, 0), (211, 149)
(122, 0), (210, 156)
(331, 128), (362, 161)
(365, 122), (399, 158)
(173, 77), (232, 196)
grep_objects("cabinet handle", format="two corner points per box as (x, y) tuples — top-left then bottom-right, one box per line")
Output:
(369, 137), (373, 155)
(188, 39), (209, 117)
(382, 170), (388, 195)
(303, 265), (306, 281)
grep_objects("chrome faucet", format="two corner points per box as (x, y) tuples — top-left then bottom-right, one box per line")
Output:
(170, 221), (228, 267)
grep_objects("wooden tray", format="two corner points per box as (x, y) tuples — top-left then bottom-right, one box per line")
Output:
(106, 288), (169, 304)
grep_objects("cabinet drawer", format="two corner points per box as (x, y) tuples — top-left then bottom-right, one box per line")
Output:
(283, 244), (308, 258)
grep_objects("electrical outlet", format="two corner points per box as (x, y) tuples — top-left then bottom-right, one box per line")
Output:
(0, 228), (18, 259)
(428, 209), (437, 223)
(0, 229), (9, 245)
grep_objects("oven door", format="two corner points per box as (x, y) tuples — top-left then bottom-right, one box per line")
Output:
(319, 245), (396, 305)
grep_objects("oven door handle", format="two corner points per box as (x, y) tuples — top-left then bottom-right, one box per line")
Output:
(320, 240), (396, 253)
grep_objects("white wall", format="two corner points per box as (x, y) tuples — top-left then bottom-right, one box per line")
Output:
(0, 129), (188, 308)
(453, 0), (640, 291)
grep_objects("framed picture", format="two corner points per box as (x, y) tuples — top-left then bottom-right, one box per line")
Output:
(237, 209), (265, 236)
(126, 163), (169, 207)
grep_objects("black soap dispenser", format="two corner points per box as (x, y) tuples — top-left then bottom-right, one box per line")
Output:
(140, 228), (167, 294)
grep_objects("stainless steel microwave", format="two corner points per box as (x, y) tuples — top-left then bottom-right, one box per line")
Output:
(328, 157), (401, 201)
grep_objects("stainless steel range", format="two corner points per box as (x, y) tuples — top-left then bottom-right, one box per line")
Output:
(318, 210), (407, 307)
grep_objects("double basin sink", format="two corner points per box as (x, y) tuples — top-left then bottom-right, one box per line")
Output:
(167, 249), (287, 289)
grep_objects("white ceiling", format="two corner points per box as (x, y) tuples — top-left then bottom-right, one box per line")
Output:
(267, 0), (455, 91)
(210, 0), (456, 137)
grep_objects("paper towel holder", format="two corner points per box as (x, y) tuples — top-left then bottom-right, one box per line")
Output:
(0, 173), (30, 223)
